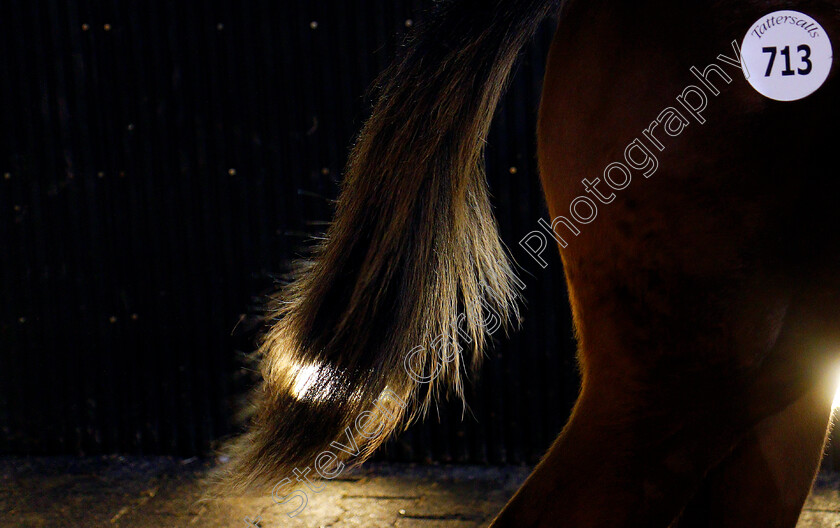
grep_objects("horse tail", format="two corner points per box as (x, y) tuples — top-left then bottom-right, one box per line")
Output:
(215, 0), (560, 494)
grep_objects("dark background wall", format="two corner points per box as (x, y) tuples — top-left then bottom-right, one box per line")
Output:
(0, 0), (578, 464)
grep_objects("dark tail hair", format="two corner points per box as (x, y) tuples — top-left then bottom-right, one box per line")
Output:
(214, 0), (559, 494)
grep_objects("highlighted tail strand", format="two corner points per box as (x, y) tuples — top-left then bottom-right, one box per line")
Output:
(217, 0), (560, 494)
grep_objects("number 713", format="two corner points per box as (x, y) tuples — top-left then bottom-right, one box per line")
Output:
(763, 45), (812, 76)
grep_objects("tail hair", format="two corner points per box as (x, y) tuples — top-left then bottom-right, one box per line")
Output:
(213, 0), (559, 496)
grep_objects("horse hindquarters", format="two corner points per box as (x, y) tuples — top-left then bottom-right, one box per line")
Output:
(494, 1), (840, 526)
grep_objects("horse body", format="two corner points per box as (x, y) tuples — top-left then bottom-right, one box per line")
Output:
(220, 1), (840, 526)
(494, 1), (840, 525)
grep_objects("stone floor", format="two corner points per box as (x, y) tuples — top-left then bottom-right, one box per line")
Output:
(1, 456), (839, 527)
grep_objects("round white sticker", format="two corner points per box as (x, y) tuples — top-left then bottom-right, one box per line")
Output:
(740, 10), (833, 101)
